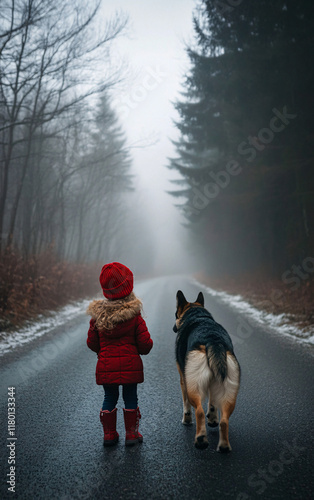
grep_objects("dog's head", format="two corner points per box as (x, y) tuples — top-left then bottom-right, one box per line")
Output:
(173, 290), (204, 332)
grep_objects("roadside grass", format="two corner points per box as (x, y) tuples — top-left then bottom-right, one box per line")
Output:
(0, 247), (100, 332)
(195, 271), (314, 333)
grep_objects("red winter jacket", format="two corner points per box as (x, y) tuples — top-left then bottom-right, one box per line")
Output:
(86, 293), (153, 385)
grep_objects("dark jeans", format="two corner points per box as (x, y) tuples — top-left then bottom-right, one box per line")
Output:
(102, 384), (138, 411)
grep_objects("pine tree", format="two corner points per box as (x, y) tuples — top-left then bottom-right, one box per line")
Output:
(168, 0), (314, 275)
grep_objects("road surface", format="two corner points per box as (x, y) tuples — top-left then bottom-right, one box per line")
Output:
(1, 276), (313, 499)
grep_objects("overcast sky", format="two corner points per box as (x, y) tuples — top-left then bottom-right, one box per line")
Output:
(101, 0), (196, 272)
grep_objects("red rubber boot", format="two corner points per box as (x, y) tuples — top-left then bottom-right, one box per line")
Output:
(123, 407), (143, 446)
(99, 408), (119, 446)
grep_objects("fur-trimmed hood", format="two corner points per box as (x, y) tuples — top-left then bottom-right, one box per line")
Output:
(86, 292), (142, 331)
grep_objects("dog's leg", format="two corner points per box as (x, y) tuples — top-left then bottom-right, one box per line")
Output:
(206, 402), (219, 427)
(187, 391), (208, 449)
(176, 363), (192, 425)
(216, 352), (240, 452)
(184, 349), (210, 449)
(217, 400), (235, 453)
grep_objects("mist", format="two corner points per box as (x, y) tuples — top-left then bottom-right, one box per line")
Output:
(1, 0), (313, 326)
(104, 0), (197, 276)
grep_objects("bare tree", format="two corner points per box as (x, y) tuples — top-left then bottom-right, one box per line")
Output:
(0, 0), (128, 250)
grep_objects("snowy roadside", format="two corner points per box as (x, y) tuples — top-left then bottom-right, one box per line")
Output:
(192, 278), (314, 346)
(0, 298), (91, 356)
(1, 276), (313, 357)
(0, 278), (147, 357)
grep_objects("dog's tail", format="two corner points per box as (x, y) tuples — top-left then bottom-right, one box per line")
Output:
(206, 344), (240, 407)
(206, 343), (228, 382)
(184, 345), (240, 405)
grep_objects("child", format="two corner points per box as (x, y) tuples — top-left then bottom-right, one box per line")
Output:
(86, 262), (153, 446)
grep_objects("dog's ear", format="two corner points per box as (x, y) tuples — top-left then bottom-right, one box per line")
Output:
(176, 290), (187, 309)
(195, 292), (204, 307)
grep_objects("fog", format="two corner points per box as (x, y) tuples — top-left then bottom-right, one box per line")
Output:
(102, 0), (196, 275)
(1, 0), (313, 289)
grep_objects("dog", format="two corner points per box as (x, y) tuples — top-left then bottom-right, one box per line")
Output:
(174, 290), (240, 451)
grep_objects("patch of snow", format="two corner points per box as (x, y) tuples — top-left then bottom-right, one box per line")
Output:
(0, 299), (91, 356)
(192, 278), (314, 346)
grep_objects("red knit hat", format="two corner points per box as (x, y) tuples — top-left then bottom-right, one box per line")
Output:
(99, 262), (133, 300)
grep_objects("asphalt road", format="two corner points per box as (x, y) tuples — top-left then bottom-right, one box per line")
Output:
(1, 275), (313, 500)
